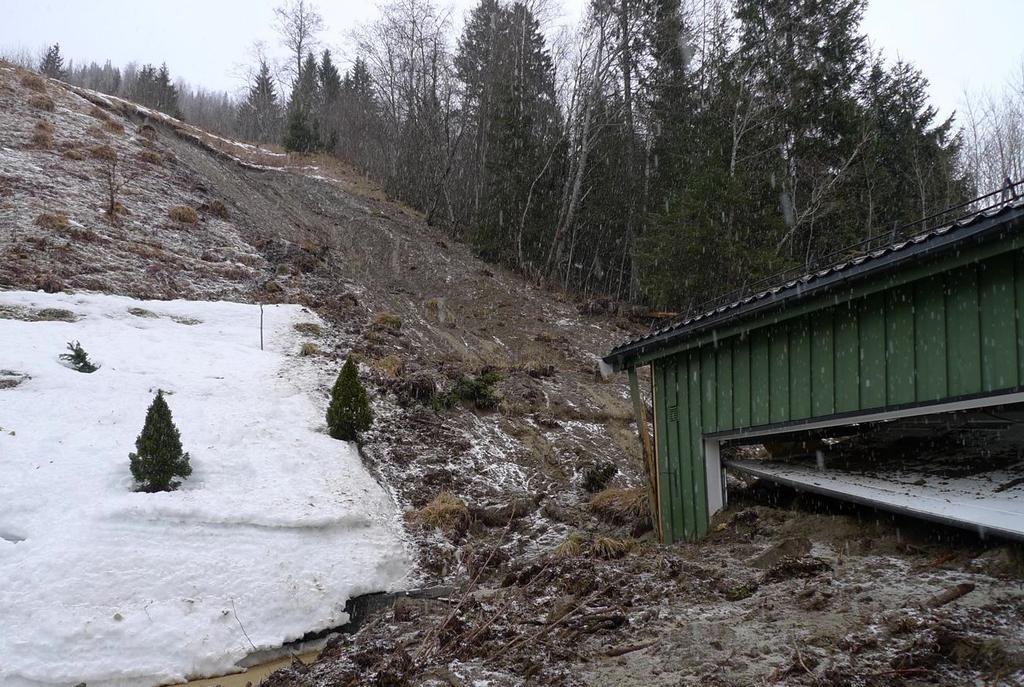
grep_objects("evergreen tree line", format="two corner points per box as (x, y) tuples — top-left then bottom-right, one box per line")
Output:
(19, 0), (1024, 311)
(33, 44), (237, 137)
(249, 0), (978, 310)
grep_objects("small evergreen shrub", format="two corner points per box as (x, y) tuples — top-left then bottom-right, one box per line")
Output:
(59, 340), (98, 373)
(434, 370), (502, 411)
(326, 357), (373, 441)
(129, 390), (192, 492)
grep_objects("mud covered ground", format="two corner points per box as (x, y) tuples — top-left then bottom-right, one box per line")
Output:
(260, 476), (1024, 687)
(3, 65), (1023, 686)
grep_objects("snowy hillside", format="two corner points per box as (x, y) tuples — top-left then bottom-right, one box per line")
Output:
(0, 291), (412, 686)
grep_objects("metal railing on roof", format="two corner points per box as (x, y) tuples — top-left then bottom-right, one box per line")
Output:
(673, 178), (1024, 325)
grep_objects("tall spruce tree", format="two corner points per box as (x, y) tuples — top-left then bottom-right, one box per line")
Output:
(238, 59), (282, 143)
(855, 58), (970, 232)
(735, 0), (870, 261)
(318, 49), (342, 151)
(455, 0), (562, 271)
(129, 390), (192, 492)
(283, 52), (320, 152)
(39, 43), (66, 79)
(326, 358), (373, 441)
(336, 57), (379, 170)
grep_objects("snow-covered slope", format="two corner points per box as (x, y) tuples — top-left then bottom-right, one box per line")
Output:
(0, 290), (412, 686)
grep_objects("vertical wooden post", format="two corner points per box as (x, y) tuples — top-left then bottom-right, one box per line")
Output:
(629, 366), (661, 541)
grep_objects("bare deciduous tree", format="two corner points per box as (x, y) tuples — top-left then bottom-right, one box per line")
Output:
(274, 0), (324, 83)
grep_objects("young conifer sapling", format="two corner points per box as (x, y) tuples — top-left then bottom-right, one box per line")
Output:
(326, 357), (373, 441)
(129, 389), (192, 492)
(60, 340), (99, 373)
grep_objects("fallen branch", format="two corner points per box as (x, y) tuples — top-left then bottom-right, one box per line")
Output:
(604, 640), (656, 657)
(923, 582), (975, 609)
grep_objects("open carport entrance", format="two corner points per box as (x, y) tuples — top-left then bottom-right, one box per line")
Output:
(605, 187), (1024, 544)
(705, 395), (1024, 542)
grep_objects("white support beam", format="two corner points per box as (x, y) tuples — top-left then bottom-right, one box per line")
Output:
(711, 391), (1024, 443)
(704, 438), (725, 517)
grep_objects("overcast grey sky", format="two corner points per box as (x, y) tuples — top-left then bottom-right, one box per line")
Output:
(2, 0), (1022, 121)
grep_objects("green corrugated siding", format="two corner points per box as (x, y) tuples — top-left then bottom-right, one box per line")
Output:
(651, 245), (1024, 544)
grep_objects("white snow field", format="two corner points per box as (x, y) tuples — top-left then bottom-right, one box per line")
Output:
(0, 291), (412, 686)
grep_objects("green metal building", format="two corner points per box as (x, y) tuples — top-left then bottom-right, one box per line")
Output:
(604, 197), (1024, 544)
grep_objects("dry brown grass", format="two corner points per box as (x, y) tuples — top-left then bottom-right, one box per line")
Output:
(103, 119), (124, 134)
(293, 322), (323, 337)
(408, 492), (471, 534)
(68, 228), (99, 242)
(591, 536), (637, 560)
(138, 150), (162, 165)
(168, 206), (199, 224)
(34, 120), (54, 135)
(29, 129), (54, 150)
(88, 144), (117, 161)
(20, 73), (46, 93)
(299, 342), (318, 356)
(373, 355), (404, 378)
(551, 532), (584, 559)
(372, 312), (402, 332)
(35, 274), (64, 294)
(87, 105), (110, 121)
(28, 94), (55, 111)
(139, 123), (158, 139)
(200, 199), (229, 219)
(62, 147), (86, 161)
(589, 487), (650, 525)
(34, 212), (69, 230)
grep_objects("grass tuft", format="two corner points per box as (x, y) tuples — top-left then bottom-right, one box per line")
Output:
(20, 73), (46, 93)
(551, 532), (584, 559)
(591, 536), (637, 560)
(589, 487), (650, 525)
(299, 342), (318, 356)
(293, 322), (323, 337)
(371, 312), (402, 332)
(374, 355), (404, 378)
(34, 212), (69, 230)
(28, 94), (55, 111)
(88, 105), (111, 121)
(88, 144), (117, 161)
(409, 492), (471, 535)
(168, 206), (199, 224)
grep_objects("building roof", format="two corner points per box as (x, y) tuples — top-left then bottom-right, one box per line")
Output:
(605, 195), (1024, 371)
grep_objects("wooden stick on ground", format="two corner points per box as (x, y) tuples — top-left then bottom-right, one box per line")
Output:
(923, 582), (975, 609)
